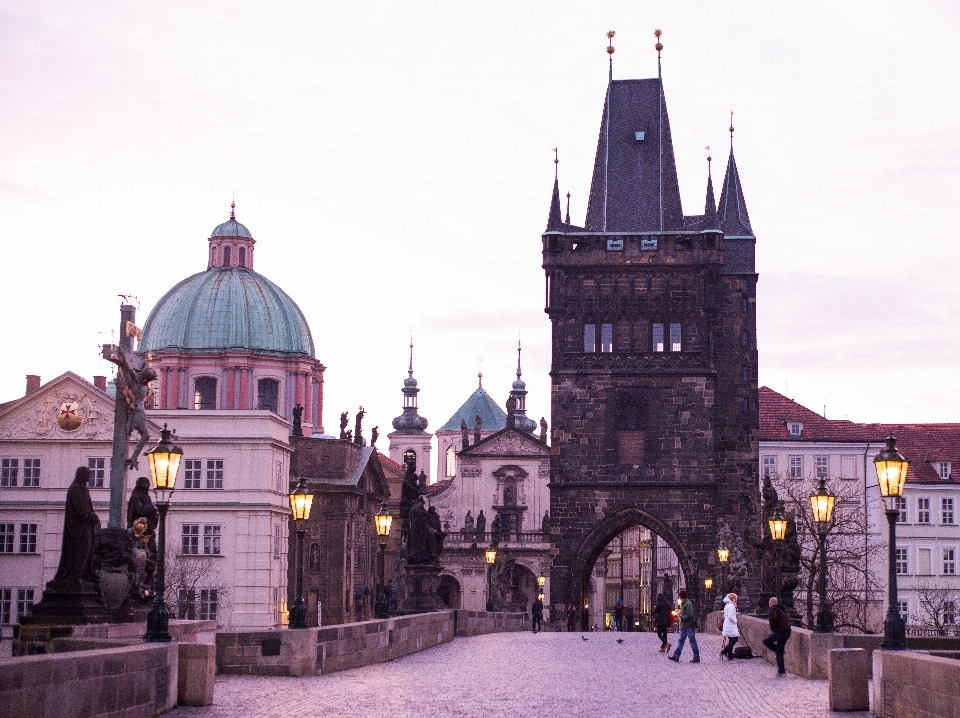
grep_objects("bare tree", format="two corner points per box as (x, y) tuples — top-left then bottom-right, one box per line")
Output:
(912, 578), (959, 635)
(772, 473), (885, 633)
(163, 550), (231, 628)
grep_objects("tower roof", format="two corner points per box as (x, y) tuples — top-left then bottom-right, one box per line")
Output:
(438, 381), (507, 432)
(717, 146), (753, 237)
(584, 79), (683, 233)
(702, 158), (718, 231)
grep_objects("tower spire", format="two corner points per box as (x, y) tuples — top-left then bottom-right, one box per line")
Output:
(717, 116), (754, 237)
(729, 111), (734, 149)
(655, 29), (664, 231)
(702, 149), (717, 230)
(516, 335), (522, 380)
(391, 336), (428, 434)
(546, 150), (563, 231)
(603, 31), (615, 232)
(408, 330), (414, 377)
(565, 191), (571, 224)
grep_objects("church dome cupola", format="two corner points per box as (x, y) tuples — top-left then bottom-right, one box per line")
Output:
(507, 341), (536, 433)
(207, 201), (256, 270)
(391, 339), (429, 433)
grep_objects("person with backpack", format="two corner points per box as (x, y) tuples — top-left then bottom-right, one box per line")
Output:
(720, 592), (740, 660)
(667, 590), (700, 663)
(652, 592), (672, 653)
(762, 596), (792, 676)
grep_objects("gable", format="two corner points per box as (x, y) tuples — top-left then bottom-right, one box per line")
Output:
(461, 428), (549, 457)
(0, 373), (117, 442)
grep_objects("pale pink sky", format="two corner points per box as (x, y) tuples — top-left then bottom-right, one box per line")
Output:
(2, 1), (960, 445)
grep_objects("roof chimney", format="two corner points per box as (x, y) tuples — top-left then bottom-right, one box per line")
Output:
(93, 376), (107, 392)
(25, 375), (40, 396)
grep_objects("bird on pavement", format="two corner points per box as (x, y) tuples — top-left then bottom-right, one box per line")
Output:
(616, 638), (624, 644)
(581, 636), (588, 641)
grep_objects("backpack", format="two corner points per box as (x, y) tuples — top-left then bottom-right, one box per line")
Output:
(733, 645), (753, 659)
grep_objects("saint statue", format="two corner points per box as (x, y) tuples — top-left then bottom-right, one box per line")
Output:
(54, 467), (101, 582)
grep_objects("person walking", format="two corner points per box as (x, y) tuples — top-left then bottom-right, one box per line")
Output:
(720, 592), (740, 660)
(667, 590), (700, 663)
(567, 604), (577, 632)
(614, 598), (624, 632)
(762, 596), (792, 676)
(652, 592), (672, 653)
(532, 596), (544, 634)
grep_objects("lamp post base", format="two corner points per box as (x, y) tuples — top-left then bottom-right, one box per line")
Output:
(883, 611), (907, 650)
(145, 598), (171, 642)
(289, 598), (307, 629)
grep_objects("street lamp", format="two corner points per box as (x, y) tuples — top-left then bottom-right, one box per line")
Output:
(145, 425), (183, 642)
(485, 546), (497, 612)
(717, 545), (729, 594)
(875, 434), (909, 650)
(810, 476), (836, 633)
(769, 501), (788, 605)
(288, 477), (314, 629)
(704, 577), (713, 590)
(374, 504), (393, 619)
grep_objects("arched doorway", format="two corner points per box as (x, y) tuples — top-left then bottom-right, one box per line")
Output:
(438, 574), (462, 609)
(490, 558), (537, 613)
(570, 507), (696, 632)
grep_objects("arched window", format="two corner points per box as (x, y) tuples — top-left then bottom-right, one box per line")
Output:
(210, 246), (216, 266)
(222, 246), (231, 266)
(238, 247), (246, 268)
(194, 377), (217, 410)
(446, 445), (457, 477)
(257, 378), (279, 413)
(403, 449), (417, 471)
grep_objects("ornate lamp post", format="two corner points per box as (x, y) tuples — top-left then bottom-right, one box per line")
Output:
(717, 545), (729, 593)
(810, 477), (836, 633)
(704, 577), (713, 591)
(485, 546), (497, 612)
(769, 501), (788, 605)
(288, 477), (314, 629)
(374, 504), (393, 619)
(875, 435), (910, 650)
(145, 425), (183, 642)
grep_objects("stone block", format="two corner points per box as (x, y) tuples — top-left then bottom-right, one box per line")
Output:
(828, 648), (870, 712)
(178, 643), (215, 706)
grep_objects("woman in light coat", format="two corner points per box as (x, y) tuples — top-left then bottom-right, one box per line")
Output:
(720, 592), (740, 660)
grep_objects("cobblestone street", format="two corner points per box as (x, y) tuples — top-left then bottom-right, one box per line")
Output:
(171, 631), (871, 718)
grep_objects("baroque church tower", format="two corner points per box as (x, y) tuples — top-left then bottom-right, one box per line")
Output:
(542, 34), (759, 623)
(387, 340), (432, 483)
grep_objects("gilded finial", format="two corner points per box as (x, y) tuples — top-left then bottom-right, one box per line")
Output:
(654, 28), (663, 56)
(552, 148), (558, 166)
(606, 30), (616, 56)
(705, 145), (711, 164)
(729, 111), (734, 136)
(230, 193), (236, 220)
(478, 356), (484, 386)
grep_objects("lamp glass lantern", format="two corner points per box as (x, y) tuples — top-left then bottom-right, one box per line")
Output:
(375, 505), (393, 539)
(769, 504), (788, 542)
(809, 477), (836, 533)
(146, 424), (183, 503)
(717, 546), (729, 563)
(289, 477), (314, 522)
(875, 435), (909, 508)
(537, 573), (546, 589)
(704, 578), (713, 590)
(485, 548), (497, 565)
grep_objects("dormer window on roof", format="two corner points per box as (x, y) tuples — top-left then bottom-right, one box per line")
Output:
(788, 421), (803, 437)
(937, 461), (952, 480)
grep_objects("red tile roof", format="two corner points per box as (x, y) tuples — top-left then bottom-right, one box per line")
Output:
(376, 452), (405, 475)
(760, 387), (960, 484)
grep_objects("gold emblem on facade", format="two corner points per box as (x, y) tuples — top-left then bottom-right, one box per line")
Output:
(56, 399), (83, 431)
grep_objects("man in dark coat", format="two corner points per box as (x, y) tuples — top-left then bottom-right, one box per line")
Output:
(566, 604), (577, 632)
(762, 596), (792, 676)
(53, 466), (101, 582)
(532, 595), (544, 634)
(652, 592), (672, 652)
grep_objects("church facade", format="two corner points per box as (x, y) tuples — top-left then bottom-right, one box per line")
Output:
(543, 51), (760, 626)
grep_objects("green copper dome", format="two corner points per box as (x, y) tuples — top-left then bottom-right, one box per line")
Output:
(140, 268), (315, 357)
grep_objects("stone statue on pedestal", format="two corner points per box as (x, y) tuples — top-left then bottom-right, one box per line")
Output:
(54, 467), (101, 582)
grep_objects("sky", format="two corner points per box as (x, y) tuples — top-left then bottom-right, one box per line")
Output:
(3, 1), (960, 462)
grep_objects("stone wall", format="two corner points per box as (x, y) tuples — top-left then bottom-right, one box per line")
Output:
(873, 649), (960, 717)
(454, 610), (529, 636)
(0, 642), (178, 718)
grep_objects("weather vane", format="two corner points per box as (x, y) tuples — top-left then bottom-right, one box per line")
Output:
(654, 28), (663, 57)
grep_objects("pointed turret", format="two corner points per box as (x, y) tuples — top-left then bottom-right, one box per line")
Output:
(507, 342), (537, 433)
(565, 192), (571, 224)
(546, 176), (563, 232)
(391, 340), (428, 434)
(702, 156), (718, 230)
(717, 143), (753, 237)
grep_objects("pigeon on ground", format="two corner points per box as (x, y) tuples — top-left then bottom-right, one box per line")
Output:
(581, 636), (588, 641)
(616, 638), (624, 644)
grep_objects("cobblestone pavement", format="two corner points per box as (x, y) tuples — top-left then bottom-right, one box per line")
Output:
(171, 631), (872, 718)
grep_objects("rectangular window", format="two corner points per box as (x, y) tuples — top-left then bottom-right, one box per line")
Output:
(944, 549), (956, 576)
(943, 498), (955, 525)
(583, 324), (596, 353)
(181, 524), (200, 555)
(16, 588), (34, 622)
(1, 458), (19, 487)
(939, 462), (952, 480)
(789, 456), (803, 479)
(18, 524), (36, 553)
(274, 525), (281, 558)
(205, 460), (224, 489)
(199, 589), (218, 621)
(272, 587), (280, 624)
(815, 456), (829, 480)
(0, 588), (10, 624)
(600, 323), (613, 353)
(178, 589), (196, 620)
(895, 547), (908, 575)
(0, 524), (14, 553)
(898, 600), (909, 622)
(762, 456), (776, 479)
(918, 498), (931, 524)
(22, 459), (40, 487)
(945, 601), (957, 625)
(183, 460), (202, 489)
(87, 458), (106, 488)
(669, 323), (681, 352)
(894, 497), (908, 524)
(194, 377), (217, 410)
(276, 461), (283, 492)
(203, 525), (221, 555)
(788, 422), (803, 437)
(652, 323), (664, 352)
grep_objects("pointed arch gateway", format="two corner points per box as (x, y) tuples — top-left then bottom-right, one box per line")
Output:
(570, 507), (695, 631)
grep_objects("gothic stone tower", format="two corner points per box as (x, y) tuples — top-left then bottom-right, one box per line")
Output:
(543, 66), (759, 625)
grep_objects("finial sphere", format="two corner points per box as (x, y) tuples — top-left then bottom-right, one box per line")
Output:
(655, 42), (663, 52)
(607, 45), (615, 55)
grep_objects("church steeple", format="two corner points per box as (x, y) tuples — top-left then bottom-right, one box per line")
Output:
(546, 149), (563, 232)
(717, 118), (753, 237)
(702, 153), (718, 230)
(391, 338), (428, 434)
(507, 340), (536, 432)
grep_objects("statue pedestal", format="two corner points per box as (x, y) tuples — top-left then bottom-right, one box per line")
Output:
(400, 564), (444, 613)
